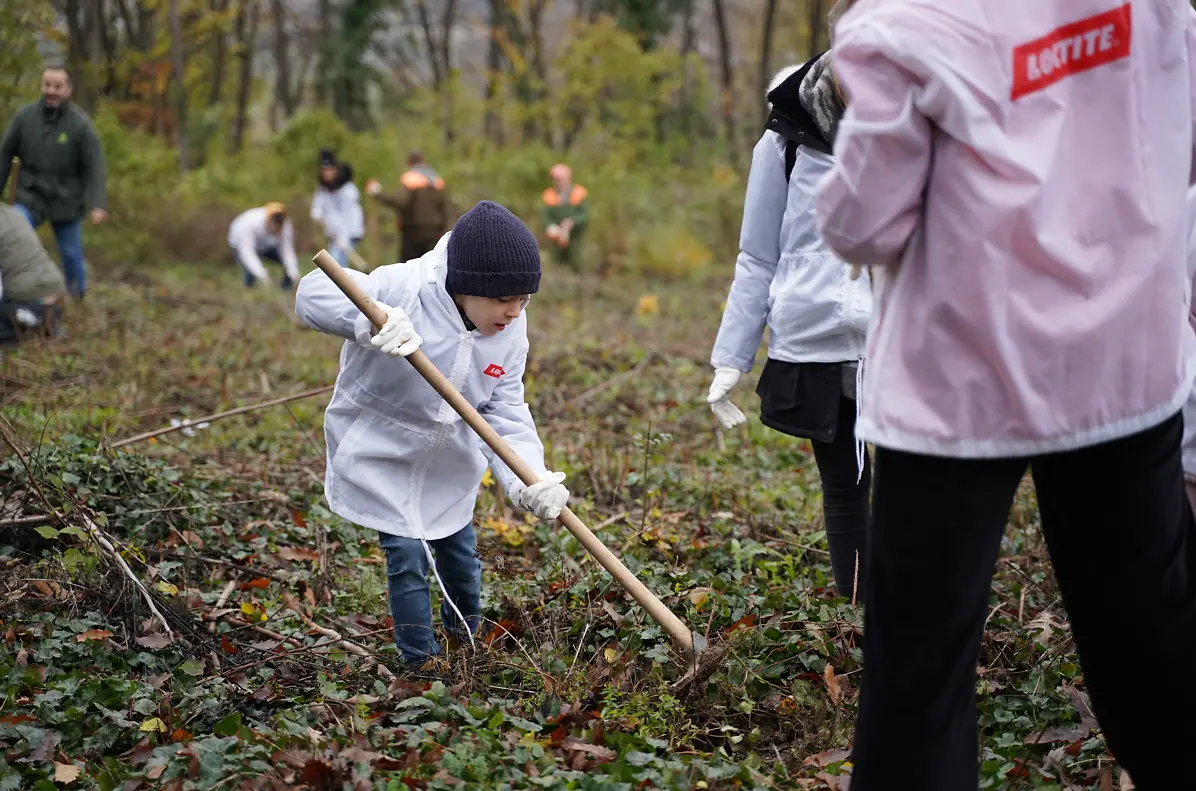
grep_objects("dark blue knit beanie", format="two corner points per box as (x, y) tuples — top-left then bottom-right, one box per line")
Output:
(446, 201), (541, 298)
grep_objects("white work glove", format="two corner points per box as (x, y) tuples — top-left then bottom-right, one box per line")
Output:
(14, 308), (39, 328)
(707, 367), (747, 429)
(516, 472), (570, 520)
(335, 235), (351, 253)
(368, 303), (423, 357)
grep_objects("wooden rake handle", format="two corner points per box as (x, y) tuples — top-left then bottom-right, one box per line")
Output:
(311, 250), (699, 661)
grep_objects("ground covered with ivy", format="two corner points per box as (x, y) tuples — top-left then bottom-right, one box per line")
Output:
(0, 261), (1130, 789)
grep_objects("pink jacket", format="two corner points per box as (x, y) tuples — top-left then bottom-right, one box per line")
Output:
(817, 1), (1196, 458)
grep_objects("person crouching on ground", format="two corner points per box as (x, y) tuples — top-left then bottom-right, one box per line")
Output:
(311, 149), (364, 268)
(0, 202), (67, 345)
(295, 200), (570, 667)
(707, 0), (870, 602)
(227, 202), (301, 289)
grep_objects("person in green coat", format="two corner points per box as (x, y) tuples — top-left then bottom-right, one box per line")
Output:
(0, 66), (107, 298)
(541, 163), (588, 270)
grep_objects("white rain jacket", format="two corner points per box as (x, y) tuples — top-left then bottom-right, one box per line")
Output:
(818, 1), (1196, 458)
(295, 235), (549, 540)
(711, 77), (872, 373)
(311, 182), (364, 244)
(227, 207), (300, 283)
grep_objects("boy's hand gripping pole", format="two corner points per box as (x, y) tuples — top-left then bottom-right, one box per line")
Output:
(312, 250), (705, 667)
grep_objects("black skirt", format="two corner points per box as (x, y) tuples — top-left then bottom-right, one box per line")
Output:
(755, 359), (844, 443)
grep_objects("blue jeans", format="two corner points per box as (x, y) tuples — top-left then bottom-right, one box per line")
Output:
(15, 204), (85, 297)
(379, 525), (481, 665)
(232, 246), (292, 289)
(328, 237), (361, 268)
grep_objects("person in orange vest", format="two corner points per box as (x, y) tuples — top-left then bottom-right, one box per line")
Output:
(366, 152), (453, 262)
(541, 164), (588, 270)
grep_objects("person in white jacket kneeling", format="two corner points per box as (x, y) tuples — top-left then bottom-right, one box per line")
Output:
(296, 200), (569, 667)
(707, 0), (870, 601)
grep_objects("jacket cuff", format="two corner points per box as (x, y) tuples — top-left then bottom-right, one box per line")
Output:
(353, 312), (376, 345)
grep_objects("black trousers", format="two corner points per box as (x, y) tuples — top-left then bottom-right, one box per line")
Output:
(851, 413), (1196, 790)
(810, 396), (871, 601)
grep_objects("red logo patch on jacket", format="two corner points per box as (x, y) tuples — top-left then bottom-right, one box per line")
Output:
(483, 364), (505, 378)
(1011, 4), (1131, 101)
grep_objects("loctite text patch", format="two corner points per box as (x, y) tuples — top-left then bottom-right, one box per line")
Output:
(1011, 5), (1131, 101)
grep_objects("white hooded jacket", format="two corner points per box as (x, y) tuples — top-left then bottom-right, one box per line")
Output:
(295, 235), (550, 540)
(710, 65), (872, 373)
(311, 181), (365, 244)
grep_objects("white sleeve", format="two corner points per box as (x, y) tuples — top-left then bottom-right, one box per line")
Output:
(710, 134), (788, 372)
(295, 262), (416, 342)
(310, 190), (326, 222)
(478, 340), (549, 497)
(280, 220), (300, 280)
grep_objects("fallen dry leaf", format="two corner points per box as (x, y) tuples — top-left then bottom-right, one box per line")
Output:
(823, 664), (841, 705)
(177, 530), (204, 549)
(278, 546), (320, 563)
(75, 629), (114, 643)
(1023, 726), (1088, 745)
(686, 587), (714, 610)
(239, 578), (271, 590)
(804, 748), (851, 768)
(600, 600), (624, 626)
(1063, 683), (1099, 732)
(726, 614), (756, 634)
(53, 762), (81, 783)
(563, 737), (617, 761)
(145, 763), (167, 780)
(815, 771), (851, 790)
(135, 634), (174, 650)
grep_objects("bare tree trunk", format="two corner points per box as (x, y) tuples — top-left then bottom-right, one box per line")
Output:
(86, 0), (105, 101)
(712, 0), (737, 163)
(759, 0), (778, 122)
(231, 0), (259, 153)
(483, 0), (502, 142)
(315, 0), (332, 104)
(414, 0), (443, 87)
(98, 1), (118, 95)
(168, 0), (190, 170)
(528, 0), (547, 143)
(271, 0), (296, 117)
(679, 1), (696, 148)
(64, 0), (91, 111)
(441, 0), (458, 142)
(807, 0), (823, 59)
(209, 0), (230, 107)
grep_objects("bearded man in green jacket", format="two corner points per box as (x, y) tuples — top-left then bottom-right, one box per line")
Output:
(0, 66), (107, 298)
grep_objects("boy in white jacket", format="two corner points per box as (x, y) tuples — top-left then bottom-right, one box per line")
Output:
(296, 200), (569, 666)
(311, 150), (364, 268)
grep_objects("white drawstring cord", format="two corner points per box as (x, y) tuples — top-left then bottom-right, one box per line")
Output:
(420, 536), (477, 651)
(854, 358), (865, 485)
